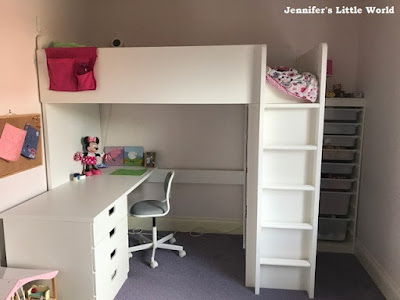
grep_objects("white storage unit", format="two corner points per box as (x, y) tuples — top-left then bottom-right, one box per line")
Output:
(1, 167), (154, 299)
(318, 98), (366, 253)
(246, 43), (327, 298)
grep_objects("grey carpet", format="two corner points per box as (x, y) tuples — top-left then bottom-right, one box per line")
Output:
(115, 233), (385, 300)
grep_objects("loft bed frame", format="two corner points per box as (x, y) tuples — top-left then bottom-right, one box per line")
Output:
(35, 42), (327, 298)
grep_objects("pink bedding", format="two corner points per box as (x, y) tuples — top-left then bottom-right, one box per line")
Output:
(266, 66), (319, 102)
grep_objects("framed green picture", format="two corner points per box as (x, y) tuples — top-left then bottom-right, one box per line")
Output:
(123, 146), (144, 166)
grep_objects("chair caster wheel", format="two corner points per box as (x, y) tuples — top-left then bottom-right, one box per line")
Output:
(129, 253), (133, 258)
(179, 250), (186, 258)
(169, 237), (176, 244)
(150, 261), (158, 268)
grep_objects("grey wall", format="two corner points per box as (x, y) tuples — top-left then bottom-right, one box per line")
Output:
(356, 0), (400, 294)
(63, 0), (362, 93)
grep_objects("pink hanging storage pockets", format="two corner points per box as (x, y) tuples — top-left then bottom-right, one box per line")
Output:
(45, 47), (97, 92)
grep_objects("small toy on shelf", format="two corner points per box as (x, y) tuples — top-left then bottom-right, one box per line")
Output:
(73, 136), (111, 176)
(326, 91), (335, 98)
(328, 83), (364, 99)
(333, 83), (342, 97)
(26, 284), (50, 300)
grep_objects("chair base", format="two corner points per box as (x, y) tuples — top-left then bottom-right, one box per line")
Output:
(128, 227), (186, 268)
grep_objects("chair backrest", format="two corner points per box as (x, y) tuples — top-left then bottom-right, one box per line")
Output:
(164, 171), (175, 201)
(162, 171), (175, 215)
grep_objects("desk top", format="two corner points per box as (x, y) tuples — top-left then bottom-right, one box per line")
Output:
(0, 167), (154, 222)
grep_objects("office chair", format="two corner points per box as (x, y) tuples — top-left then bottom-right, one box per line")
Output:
(128, 171), (186, 268)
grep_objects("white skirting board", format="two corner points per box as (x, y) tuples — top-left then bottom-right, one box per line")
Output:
(128, 216), (243, 235)
(355, 239), (400, 300)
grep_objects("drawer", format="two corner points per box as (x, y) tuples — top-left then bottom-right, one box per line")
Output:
(318, 217), (350, 241)
(320, 192), (351, 215)
(323, 136), (358, 149)
(324, 123), (358, 135)
(108, 265), (129, 300)
(323, 150), (356, 162)
(324, 109), (360, 122)
(93, 216), (128, 271)
(94, 237), (129, 300)
(320, 178), (355, 191)
(321, 163), (356, 177)
(93, 195), (128, 246)
(96, 261), (129, 300)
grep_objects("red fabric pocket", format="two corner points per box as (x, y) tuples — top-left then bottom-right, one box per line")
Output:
(77, 71), (96, 91)
(47, 58), (77, 91)
(45, 47), (97, 92)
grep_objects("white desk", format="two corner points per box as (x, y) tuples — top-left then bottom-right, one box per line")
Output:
(1, 167), (154, 300)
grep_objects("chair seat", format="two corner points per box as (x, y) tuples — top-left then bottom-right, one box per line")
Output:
(131, 200), (168, 216)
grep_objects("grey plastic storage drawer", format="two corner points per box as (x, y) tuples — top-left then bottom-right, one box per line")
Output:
(320, 192), (351, 215)
(325, 109), (360, 122)
(322, 163), (355, 175)
(324, 124), (358, 135)
(324, 136), (357, 149)
(318, 217), (350, 241)
(323, 150), (356, 162)
(321, 178), (354, 191)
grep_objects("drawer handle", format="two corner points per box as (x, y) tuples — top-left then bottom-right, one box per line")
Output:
(111, 269), (117, 281)
(110, 248), (117, 260)
(108, 206), (115, 216)
(109, 227), (116, 238)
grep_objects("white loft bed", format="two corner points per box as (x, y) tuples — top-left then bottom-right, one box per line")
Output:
(35, 43), (327, 298)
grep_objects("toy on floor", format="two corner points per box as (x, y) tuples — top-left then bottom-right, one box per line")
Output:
(73, 136), (111, 176)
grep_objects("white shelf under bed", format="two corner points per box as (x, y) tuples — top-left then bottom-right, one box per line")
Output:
(264, 145), (318, 151)
(261, 221), (313, 230)
(265, 103), (321, 109)
(260, 258), (311, 268)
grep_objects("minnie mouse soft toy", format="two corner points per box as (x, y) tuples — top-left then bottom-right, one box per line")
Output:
(74, 136), (111, 176)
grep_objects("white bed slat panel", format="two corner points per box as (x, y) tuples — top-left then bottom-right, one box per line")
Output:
(37, 45), (262, 104)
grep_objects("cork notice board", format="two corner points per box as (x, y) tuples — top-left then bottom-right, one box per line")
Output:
(0, 114), (43, 178)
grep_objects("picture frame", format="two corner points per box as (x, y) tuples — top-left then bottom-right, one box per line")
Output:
(144, 152), (156, 168)
(104, 146), (124, 166)
(123, 146), (144, 166)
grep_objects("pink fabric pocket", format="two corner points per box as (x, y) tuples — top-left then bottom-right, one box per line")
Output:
(45, 47), (97, 92)
(47, 58), (77, 91)
(77, 71), (96, 91)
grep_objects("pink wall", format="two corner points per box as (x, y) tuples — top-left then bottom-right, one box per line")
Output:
(0, 1), (91, 213)
(0, 2), (47, 213)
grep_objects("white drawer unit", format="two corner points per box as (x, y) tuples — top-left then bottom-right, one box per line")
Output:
(1, 167), (154, 300)
(318, 98), (365, 253)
